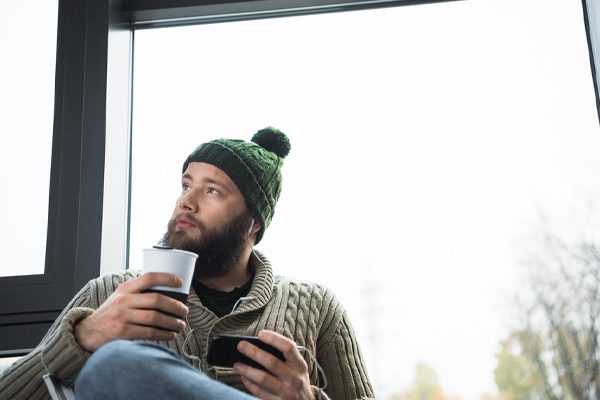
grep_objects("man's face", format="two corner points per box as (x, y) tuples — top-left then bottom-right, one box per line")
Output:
(160, 162), (252, 279)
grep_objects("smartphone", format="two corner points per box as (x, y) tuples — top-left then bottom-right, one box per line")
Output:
(206, 334), (286, 371)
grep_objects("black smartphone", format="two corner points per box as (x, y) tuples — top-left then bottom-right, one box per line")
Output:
(206, 334), (286, 371)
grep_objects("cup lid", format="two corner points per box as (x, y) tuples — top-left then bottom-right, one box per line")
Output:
(142, 247), (198, 258)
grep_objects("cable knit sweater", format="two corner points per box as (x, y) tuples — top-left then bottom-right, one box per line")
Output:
(0, 251), (374, 399)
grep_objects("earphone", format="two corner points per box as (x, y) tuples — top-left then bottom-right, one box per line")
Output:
(247, 219), (255, 235)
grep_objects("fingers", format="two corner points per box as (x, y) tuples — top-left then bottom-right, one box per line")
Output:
(235, 331), (306, 375)
(110, 288), (188, 319)
(234, 353), (310, 400)
(258, 330), (307, 371)
(125, 308), (187, 333)
(236, 340), (288, 375)
(76, 274), (190, 351)
(75, 302), (185, 352)
(98, 304), (187, 344)
(234, 361), (284, 400)
(102, 292), (188, 331)
(122, 272), (183, 294)
(102, 303), (186, 342)
(234, 331), (311, 399)
(135, 291), (189, 318)
(239, 375), (282, 400)
(116, 273), (189, 319)
(114, 290), (189, 334)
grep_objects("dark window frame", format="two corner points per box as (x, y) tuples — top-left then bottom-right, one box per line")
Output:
(1, 0), (598, 356)
(0, 0), (111, 355)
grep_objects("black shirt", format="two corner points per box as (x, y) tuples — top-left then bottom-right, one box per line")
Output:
(192, 272), (254, 318)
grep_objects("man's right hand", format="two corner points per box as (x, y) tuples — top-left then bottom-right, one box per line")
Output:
(74, 273), (189, 352)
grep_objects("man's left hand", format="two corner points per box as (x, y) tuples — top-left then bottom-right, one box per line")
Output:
(233, 330), (315, 400)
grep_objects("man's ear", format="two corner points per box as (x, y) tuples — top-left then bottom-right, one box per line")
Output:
(249, 217), (261, 235)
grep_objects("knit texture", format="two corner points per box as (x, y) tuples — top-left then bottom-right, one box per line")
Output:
(0, 251), (374, 400)
(182, 127), (291, 244)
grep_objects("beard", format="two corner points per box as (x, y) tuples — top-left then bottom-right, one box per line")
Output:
(159, 210), (250, 280)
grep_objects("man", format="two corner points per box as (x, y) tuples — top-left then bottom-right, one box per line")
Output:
(0, 127), (374, 400)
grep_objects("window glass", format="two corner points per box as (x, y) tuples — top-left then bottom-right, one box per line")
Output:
(130, 0), (600, 398)
(0, 0), (58, 277)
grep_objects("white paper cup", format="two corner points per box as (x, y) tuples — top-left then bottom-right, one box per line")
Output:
(141, 246), (198, 306)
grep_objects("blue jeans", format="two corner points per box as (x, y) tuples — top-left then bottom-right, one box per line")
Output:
(75, 340), (257, 400)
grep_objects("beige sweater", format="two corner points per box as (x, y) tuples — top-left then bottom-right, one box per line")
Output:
(0, 251), (374, 399)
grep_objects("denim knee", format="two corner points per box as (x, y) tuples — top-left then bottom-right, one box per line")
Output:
(76, 340), (256, 400)
(76, 340), (186, 398)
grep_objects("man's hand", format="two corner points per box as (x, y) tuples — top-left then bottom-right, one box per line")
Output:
(74, 273), (189, 352)
(234, 330), (315, 400)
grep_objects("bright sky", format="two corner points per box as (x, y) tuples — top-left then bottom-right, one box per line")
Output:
(2, 0), (600, 399)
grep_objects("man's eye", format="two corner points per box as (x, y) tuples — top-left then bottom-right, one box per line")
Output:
(182, 184), (190, 191)
(208, 188), (219, 194)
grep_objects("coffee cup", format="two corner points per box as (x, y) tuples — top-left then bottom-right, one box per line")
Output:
(141, 246), (197, 316)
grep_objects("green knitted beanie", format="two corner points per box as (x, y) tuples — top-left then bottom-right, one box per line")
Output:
(182, 127), (291, 244)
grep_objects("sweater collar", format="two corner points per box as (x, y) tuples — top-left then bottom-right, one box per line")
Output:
(242, 249), (275, 312)
(186, 250), (274, 321)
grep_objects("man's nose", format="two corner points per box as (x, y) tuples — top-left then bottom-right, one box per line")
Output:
(177, 190), (199, 213)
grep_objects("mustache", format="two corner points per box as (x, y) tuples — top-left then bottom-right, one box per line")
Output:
(173, 212), (202, 229)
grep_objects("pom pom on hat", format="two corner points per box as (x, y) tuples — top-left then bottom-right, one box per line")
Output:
(252, 127), (291, 159)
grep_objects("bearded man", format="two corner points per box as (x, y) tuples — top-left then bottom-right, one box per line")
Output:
(0, 127), (374, 400)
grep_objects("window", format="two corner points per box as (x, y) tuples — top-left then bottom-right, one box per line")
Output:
(3, 1), (600, 399)
(0, 1), (58, 277)
(0, 0), (127, 355)
(129, 0), (600, 398)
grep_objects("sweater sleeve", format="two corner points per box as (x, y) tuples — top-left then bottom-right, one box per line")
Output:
(0, 271), (137, 400)
(318, 310), (375, 400)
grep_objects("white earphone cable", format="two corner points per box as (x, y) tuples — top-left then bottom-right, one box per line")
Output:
(182, 316), (200, 362)
(184, 219), (328, 392)
(297, 346), (328, 390)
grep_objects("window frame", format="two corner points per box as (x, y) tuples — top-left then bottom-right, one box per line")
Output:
(583, 0), (600, 119)
(0, 0), (121, 355)
(1, 0), (598, 356)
